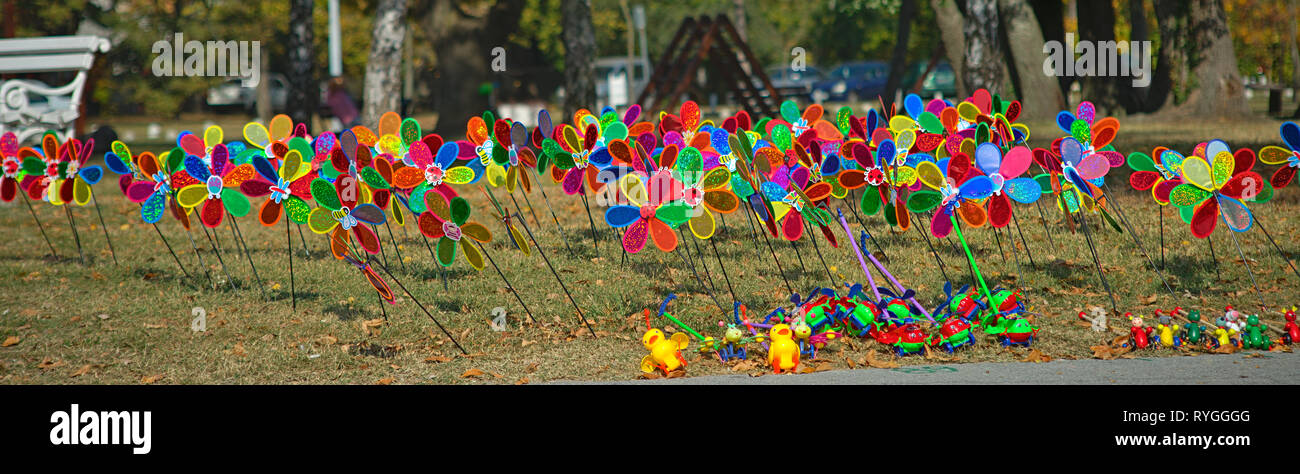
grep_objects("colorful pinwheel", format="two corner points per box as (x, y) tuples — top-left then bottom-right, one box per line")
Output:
(308, 174), (387, 259)
(21, 134), (102, 206)
(973, 143), (1041, 228)
(908, 154), (995, 238)
(1, 132), (32, 202)
(1258, 121), (1300, 189)
(175, 141), (256, 228)
(391, 138), (472, 214)
(240, 148), (314, 226)
(1166, 142), (1265, 239)
(416, 192), (492, 269)
(606, 165), (685, 254)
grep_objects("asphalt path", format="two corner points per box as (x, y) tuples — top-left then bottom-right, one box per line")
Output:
(603, 350), (1300, 385)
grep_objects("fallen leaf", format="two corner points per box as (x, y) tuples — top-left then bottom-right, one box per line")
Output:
(424, 355), (454, 364)
(1, 336), (18, 347)
(865, 350), (899, 369)
(141, 374), (165, 384)
(69, 365), (93, 377)
(37, 357), (64, 370)
(515, 377), (530, 385)
(375, 377), (394, 385)
(227, 342), (247, 357)
(1090, 345), (1115, 360)
(361, 318), (385, 337)
(1022, 348), (1052, 363)
(460, 368), (485, 378)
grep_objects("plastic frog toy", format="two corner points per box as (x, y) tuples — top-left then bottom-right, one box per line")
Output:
(1153, 311), (1180, 348)
(1240, 314), (1272, 350)
(875, 318), (934, 356)
(1283, 307), (1298, 345)
(934, 315), (977, 353)
(716, 324), (748, 362)
(987, 316), (1039, 347)
(1181, 310), (1207, 346)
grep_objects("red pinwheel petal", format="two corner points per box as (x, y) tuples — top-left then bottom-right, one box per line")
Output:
(561, 168), (584, 195)
(329, 227), (349, 260)
(117, 174), (132, 195)
(648, 218), (678, 252)
(126, 181), (155, 203)
(201, 198), (224, 228)
(1190, 198), (1218, 239)
(781, 211), (804, 241)
(1129, 171), (1159, 191)
(895, 199), (911, 232)
(1232, 148), (1256, 176)
(1153, 179), (1179, 204)
(259, 199), (282, 226)
(1219, 172), (1264, 199)
(623, 218), (649, 254)
(59, 179), (74, 203)
(988, 193), (1012, 228)
(931, 208), (952, 239)
(1, 178), (14, 202)
(1269, 165), (1296, 189)
(417, 211), (445, 238)
(353, 224), (381, 254)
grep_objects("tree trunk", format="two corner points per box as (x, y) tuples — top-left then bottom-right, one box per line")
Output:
(1029, 0), (1069, 100)
(930, 0), (968, 98)
(362, 0), (408, 128)
(883, 0), (917, 110)
(425, 0), (526, 136)
(562, 0), (596, 119)
(1155, 0), (1249, 118)
(1076, 0), (1120, 115)
(962, 0), (1004, 93)
(1289, 0), (1299, 89)
(999, 0), (1065, 117)
(287, 0), (316, 131)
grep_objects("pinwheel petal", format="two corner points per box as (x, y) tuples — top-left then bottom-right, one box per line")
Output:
(623, 218), (649, 254)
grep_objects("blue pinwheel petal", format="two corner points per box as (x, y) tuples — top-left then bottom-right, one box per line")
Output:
(820, 156), (841, 175)
(78, 165), (103, 185)
(877, 139), (896, 165)
(1056, 111), (1076, 134)
(589, 148), (613, 168)
(865, 109), (880, 136)
(407, 183), (429, 213)
(105, 152), (132, 175)
(604, 205), (641, 228)
(1064, 167), (1093, 197)
(958, 175), (995, 200)
(1059, 138), (1083, 167)
(435, 142), (459, 169)
(761, 181), (787, 202)
(905, 152), (931, 168)
(351, 203), (387, 225)
(975, 142), (1001, 175)
(1282, 122), (1300, 152)
(184, 155), (210, 182)
(141, 192), (166, 224)
(711, 128), (731, 155)
(904, 93), (923, 120)
(252, 155), (278, 183)
(1004, 177), (1042, 204)
(226, 141), (246, 158)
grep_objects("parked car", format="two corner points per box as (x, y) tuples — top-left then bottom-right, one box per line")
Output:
(901, 60), (958, 99)
(206, 73), (288, 113)
(761, 65), (822, 101)
(812, 61), (888, 103)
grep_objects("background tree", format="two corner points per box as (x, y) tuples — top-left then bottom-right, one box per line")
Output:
(561, 0), (596, 119)
(882, 0), (918, 111)
(962, 0), (1005, 92)
(1000, 0), (1065, 117)
(362, 0), (408, 128)
(287, 0), (316, 130)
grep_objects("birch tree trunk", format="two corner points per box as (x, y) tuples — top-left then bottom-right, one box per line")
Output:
(962, 0), (1004, 93)
(287, 0), (316, 131)
(362, 0), (408, 129)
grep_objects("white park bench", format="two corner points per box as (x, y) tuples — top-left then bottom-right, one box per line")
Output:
(0, 35), (111, 144)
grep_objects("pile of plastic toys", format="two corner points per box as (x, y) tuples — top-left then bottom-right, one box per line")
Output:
(638, 281), (1037, 375)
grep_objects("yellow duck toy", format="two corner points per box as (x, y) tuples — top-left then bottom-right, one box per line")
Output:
(640, 309), (690, 375)
(767, 323), (800, 374)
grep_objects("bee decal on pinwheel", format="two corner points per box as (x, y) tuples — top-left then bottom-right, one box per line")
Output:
(308, 173), (388, 259)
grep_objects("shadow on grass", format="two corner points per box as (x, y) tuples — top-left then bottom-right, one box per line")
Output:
(322, 302), (381, 321)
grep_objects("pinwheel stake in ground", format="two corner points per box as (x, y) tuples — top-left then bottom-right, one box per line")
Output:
(513, 211), (597, 337)
(242, 147), (314, 309)
(2, 134), (58, 258)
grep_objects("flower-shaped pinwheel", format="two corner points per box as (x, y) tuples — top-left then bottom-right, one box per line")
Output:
(541, 122), (607, 195)
(658, 101), (710, 150)
(605, 167), (684, 254)
(1166, 143), (1265, 239)
(660, 144), (739, 240)
(21, 134), (102, 206)
(759, 160), (835, 243)
(107, 142), (179, 224)
(1126, 147), (1183, 206)
(908, 154), (995, 238)
(240, 148), (314, 226)
(768, 100), (843, 144)
(308, 174), (387, 259)
(481, 118), (539, 193)
(242, 114), (299, 159)
(1055, 101), (1123, 168)
(1055, 137), (1113, 205)
(1, 132), (32, 202)
(175, 142), (256, 228)
(1258, 121), (1299, 189)
(392, 139), (472, 214)
(972, 143), (1041, 228)
(417, 192), (492, 269)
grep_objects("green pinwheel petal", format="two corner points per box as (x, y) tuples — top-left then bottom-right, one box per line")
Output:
(288, 137), (313, 163)
(311, 178), (341, 210)
(1168, 184), (1211, 208)
(436, 236), (457, 267)
(360, 167), (390, 189)
(449, 196), (471, 226)
(919, 112), (944, 134)
(22, 157), (44, 175)
(604, 122), (628, 141)
(655, 201), (694, 225)
(1127, 152), (1155, 172)
(770, 124), (792, 151)
(675, 147), (704, 186)
(221, 188), (251, 217)
(906, 189), (942, 213)
(492, 144), (509, 165)
(284, 195), (311, 224)
(166, 147), (185, 172)
(860, 187), (882, 215)
(400, 118), (421, 147)
(1070, 119), (1090, 145)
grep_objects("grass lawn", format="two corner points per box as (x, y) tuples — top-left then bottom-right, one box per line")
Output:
(0, 116), (1297, 384)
